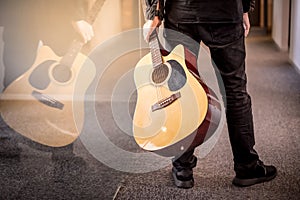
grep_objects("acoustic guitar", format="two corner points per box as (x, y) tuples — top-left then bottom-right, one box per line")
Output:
(0, 0), (105, 147)
(133, 30), (222, 156)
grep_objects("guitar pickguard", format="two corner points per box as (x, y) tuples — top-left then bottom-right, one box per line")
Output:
(167, 59), (187, 91)
(29, 60), (56, 90)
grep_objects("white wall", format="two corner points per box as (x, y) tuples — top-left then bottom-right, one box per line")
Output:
(272, 0), (290, 51)
(289, 0), (300, 72)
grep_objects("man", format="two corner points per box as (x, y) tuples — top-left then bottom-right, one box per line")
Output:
(0, 0), (94, 158)
(143, 0), (277, 188)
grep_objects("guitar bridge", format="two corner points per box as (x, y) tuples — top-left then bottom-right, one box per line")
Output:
(32, 90), (64, 110)
(152, 92), (181, 112)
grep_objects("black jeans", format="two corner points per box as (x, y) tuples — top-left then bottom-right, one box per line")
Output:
(163, 20), (259, 167)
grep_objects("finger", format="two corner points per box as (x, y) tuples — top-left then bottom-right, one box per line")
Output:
(86, 34), (92, 42)
(88, 25), (94, 38)
(244, 24), (250, 37)
(91, 29), (95, 38)
(83, 37), (87, 44)
(81, 33), (88, 44)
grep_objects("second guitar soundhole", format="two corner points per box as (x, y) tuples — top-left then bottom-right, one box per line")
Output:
(152, 64), (169, 85)
(52, 64), (72, 83)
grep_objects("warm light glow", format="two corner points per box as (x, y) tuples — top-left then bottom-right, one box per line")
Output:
(161, 126), (167, 132)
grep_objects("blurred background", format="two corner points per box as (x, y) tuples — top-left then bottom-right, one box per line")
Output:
(0, 0), (299, 199)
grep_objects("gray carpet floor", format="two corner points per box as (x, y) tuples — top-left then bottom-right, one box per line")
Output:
(0, 34), (299, 200)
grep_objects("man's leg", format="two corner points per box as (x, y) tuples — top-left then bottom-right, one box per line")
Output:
(162, 20), (202, 189)
(207, 23), (276, 187)
(172, 149), (197, 189)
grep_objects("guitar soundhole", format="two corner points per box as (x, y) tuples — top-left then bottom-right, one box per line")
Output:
(52, 64), (72, 83)
(152, 64), (169, 85)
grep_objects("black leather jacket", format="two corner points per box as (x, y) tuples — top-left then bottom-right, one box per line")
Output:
(145, 0), (255, 23)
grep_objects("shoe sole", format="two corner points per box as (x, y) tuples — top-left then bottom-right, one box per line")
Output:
(172, 170), (194, 189)
(232, 171), (277, 187)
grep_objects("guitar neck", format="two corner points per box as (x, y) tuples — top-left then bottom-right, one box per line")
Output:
(149, 31), (163, 68)
(86, 0), (106, 25)
(60, 40), (84, 67)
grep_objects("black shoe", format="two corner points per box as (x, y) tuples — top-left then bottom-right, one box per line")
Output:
(172, 155), (197, 189)
(172, 166), (194, 189)
(232, 160), (277, 187)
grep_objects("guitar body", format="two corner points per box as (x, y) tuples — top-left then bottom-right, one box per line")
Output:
(0, 45), (96, 147)
(133, 44), (217, 156)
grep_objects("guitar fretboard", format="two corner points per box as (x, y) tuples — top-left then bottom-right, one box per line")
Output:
(86, 0), (106, 25)
(149, 31), (163, 68)
(60, 41), (83, 67)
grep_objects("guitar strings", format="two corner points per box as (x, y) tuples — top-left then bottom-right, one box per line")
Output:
(149, 32), (164, 102)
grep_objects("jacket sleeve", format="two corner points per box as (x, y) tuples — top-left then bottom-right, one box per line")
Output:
(242, 0), (256, 13)
(145, 0), (164, 20)
(70, 0), (88, 21)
